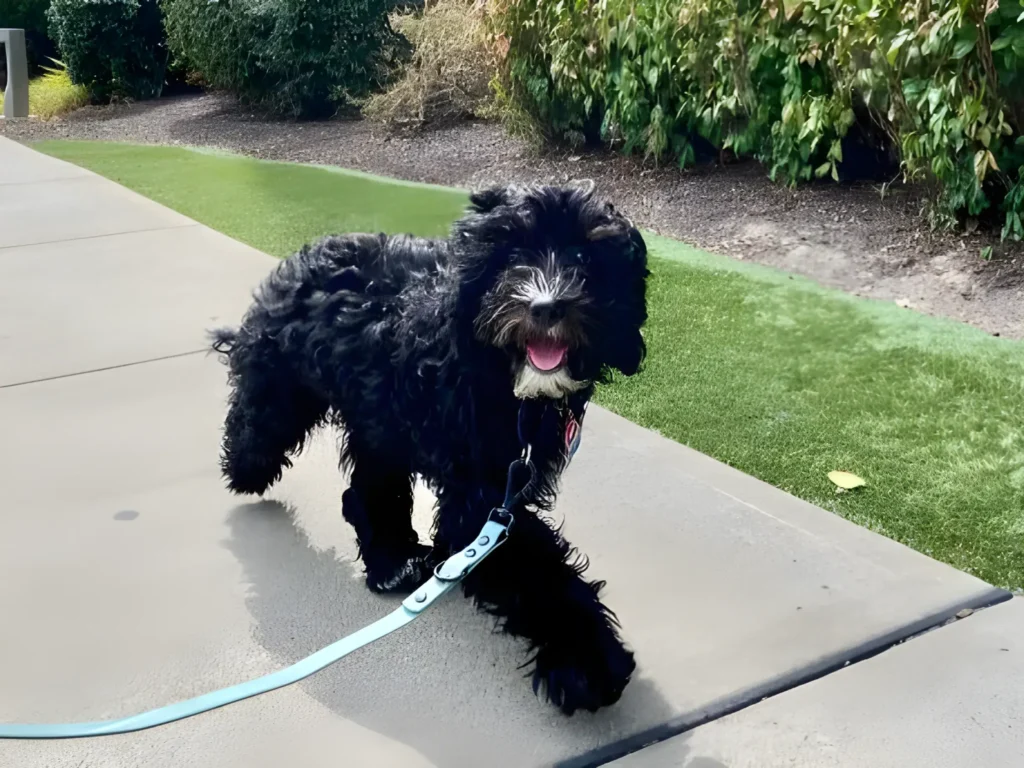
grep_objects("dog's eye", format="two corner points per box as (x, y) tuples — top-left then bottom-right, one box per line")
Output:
(570, 248), (587, 264)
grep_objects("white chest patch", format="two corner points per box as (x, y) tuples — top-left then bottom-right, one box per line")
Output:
(513, 364), (587, 400)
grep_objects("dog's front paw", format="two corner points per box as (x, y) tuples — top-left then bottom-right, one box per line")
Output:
(532, 637), (636, 715)
(364, 543), (434, 594)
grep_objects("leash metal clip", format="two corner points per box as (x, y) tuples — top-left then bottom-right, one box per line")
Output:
(424, 441), (534, 590)
(427, 509), (513, 586)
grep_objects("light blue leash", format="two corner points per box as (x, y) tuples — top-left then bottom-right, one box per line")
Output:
(0, 510), (513, 740)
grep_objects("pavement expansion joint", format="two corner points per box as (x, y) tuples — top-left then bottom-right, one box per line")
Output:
(557, 588), (1013, 768)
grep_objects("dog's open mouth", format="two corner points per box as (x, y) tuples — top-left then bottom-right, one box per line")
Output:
(514, 335), (585, 399)
(525, 337), (568, 372)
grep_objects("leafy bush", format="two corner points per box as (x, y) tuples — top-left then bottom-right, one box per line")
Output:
(364, 0), (495, 128)
(32, 57), (89, 117)
(163, 0), (404, 118)
(0, 56), (88, 117)
(487, 0), (1024, 240)
(46, 0), (167, 101)
(0, 0), (57, 74)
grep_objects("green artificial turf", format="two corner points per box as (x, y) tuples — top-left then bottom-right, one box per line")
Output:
(34, 140), (1024, 591)
(601, 237), (1024, 591)
(35, 140), (467, 256)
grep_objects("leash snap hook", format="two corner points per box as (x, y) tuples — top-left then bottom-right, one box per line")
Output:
(433, 508), (513, 583)
(488, 506), (514, 530)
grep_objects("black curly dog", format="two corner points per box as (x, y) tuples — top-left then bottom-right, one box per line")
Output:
(211, 184), (649, 714)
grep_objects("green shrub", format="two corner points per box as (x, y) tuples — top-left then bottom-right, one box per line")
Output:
(0, 0), (57, 74)
(0, 57), (88, 117)
(488, 0), (1024, 240)
(162, 0), (405, 118)
(32, 58), (89, 117)
(0, 0), (48, 36)
(46, 0), (167, 101)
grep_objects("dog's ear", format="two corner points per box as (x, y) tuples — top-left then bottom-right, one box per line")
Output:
(453, 187), (531, 325)
(468, 186), (514, 214)
(603, 225), (649, 377)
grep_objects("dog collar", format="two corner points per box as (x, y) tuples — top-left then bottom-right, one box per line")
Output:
(516, 397), (587, 465)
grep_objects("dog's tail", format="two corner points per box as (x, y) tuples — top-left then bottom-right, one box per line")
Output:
(209, 327), (239, 356)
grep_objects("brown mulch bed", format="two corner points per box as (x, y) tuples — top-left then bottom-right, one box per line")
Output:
(4, 92), (1023, 337)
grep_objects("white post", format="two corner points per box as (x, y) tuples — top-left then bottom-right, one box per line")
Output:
(1, 28), (30, 119)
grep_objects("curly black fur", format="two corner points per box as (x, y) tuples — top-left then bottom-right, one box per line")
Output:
(211, 184), (649, 715)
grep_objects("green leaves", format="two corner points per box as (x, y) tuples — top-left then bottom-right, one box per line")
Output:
(887, 29), (913, 64)
(1002, 173), (1024, 241)
(952, 25), (978, 59)
(47, 0), (167, 102)
(991, 23), (1024, 53)
(165, 0), (402, 117)
(492, 0), (1023, 240)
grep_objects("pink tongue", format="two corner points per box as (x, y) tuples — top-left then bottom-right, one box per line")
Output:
(526, 339), (568, 371)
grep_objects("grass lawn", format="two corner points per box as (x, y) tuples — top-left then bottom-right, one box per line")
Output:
(35, 139), (1024, 591)
(35, 141), (467, 255)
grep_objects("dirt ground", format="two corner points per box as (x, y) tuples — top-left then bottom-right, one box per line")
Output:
(4, 92), (1023, 338)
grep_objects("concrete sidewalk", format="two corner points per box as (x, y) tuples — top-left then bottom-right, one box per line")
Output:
(0, 136), (1018, 767)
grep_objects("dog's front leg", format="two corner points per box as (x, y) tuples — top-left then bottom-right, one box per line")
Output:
(435, 486), (635, 715)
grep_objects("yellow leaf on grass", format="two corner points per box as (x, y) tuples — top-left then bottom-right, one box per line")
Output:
(829, 471), (866, 490)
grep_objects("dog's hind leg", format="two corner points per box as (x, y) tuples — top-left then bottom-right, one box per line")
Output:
(216, 332), (328, 496)
(341, 448), (432, 594)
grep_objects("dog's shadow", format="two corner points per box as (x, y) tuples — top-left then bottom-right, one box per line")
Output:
(225, 499), (677, 768)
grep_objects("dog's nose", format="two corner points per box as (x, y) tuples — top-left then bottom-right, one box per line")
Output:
(529, 298), (566, 324)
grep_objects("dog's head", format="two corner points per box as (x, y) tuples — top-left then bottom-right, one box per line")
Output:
(453, 184), (649, 400)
